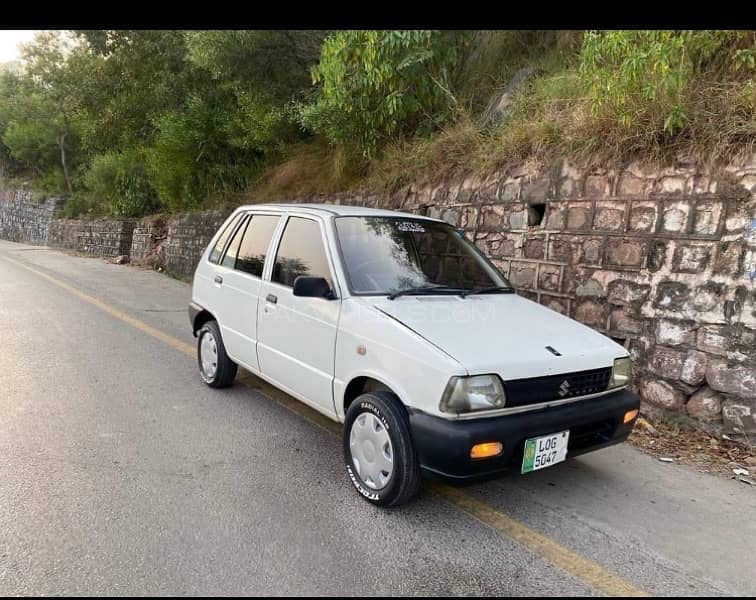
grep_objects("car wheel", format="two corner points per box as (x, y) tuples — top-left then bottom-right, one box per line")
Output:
(343, 391), (421, 507)
(197, 320), (237, 388)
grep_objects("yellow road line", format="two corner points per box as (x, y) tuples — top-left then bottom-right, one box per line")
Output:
(2, 252), (648, 597)
(426, 482), (648, 597)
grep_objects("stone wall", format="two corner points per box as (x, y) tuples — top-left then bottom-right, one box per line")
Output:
(0, 188), (62, 245)
(130, 217), (168, 267)
(48, 218), (135, 257)
(130, 210), (231, 276)
(163, 210), (232, 276)
(303, 158), (756, 438)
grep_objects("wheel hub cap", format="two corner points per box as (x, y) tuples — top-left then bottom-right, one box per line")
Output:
(349, 412), (393, 490)
(200, 331), (218, 378)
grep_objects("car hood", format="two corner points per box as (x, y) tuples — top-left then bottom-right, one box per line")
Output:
(365, 294), (624, 380)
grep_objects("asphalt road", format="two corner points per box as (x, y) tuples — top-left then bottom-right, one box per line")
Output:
(1, 239), (754, 596)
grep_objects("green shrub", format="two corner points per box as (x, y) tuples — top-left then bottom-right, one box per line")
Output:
(580, 30), (756, 135)
(146, 94), (260, 211)
(299, 30), (467, 158)
(35, 167), (70, 196)
(61, 193), (93, 218)
(84, 149), (159, 217)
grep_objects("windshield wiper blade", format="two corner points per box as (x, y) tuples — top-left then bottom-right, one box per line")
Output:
(387, 285), (470, 300)
(459, 285), (515, 298)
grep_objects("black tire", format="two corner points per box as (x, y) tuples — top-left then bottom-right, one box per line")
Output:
(343, 391), (421, 507)
(197, 320), (237, 388)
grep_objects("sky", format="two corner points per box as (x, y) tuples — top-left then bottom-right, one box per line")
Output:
(0, 30), (38, 62)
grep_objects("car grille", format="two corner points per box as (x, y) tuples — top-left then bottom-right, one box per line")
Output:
(503, 367), (612, 408)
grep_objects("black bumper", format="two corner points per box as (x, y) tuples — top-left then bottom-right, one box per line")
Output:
(409, 389), (640, 484)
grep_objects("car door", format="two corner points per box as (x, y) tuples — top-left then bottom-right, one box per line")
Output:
(256, 215), (340, 418)
(212, 211), (282, 371)
(195, 210), (247, 327)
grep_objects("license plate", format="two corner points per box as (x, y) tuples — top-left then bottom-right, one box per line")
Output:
(521, 430), (570, 474)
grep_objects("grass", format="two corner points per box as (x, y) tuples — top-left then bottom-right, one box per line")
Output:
(241, 140), (368, 203)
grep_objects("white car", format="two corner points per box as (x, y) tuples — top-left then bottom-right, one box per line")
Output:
(189, 204), (640, 506)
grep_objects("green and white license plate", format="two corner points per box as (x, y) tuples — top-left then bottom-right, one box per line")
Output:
(521, 430), (570, 474)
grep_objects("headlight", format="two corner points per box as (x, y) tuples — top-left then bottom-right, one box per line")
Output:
(609, 357), (633, 389)
(440, 374), (506, 414)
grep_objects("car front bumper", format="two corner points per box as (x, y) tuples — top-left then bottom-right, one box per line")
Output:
(408, 389), (640, 484)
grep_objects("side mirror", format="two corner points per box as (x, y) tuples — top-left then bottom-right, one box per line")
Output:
(292, 276), (335, 299)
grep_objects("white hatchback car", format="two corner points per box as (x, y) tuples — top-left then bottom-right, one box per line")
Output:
(189, 204), (640, 506)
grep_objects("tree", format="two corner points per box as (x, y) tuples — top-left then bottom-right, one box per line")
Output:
(185, 31), (327, 154)
(1, 32), (89, 193)
(71, 30), (196, 153)
(186, 30), (327, 103)
(299, 30), (468, 157)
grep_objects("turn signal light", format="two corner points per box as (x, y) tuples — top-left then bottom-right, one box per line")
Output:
(470, 442), (503, 460)
(624, 409), (639, 424)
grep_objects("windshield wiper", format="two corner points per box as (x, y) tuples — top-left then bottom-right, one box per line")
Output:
(387, 285), (470, 300)
(459, 285), (515, 298)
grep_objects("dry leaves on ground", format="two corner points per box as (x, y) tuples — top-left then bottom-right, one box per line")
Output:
(628, 416), (756, 482)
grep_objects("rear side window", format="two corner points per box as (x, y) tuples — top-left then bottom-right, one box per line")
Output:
(208, 213), (243, 264)
(272, 217), (331, 287)
(221, 215), (249, 268)
(236, 215), (280, 277)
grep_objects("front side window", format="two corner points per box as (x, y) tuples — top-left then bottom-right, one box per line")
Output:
(208, 212), (244, 264)
(334, 217), (510, 295)
(235, 215), (280, 277)
(272, 217), (331, 287)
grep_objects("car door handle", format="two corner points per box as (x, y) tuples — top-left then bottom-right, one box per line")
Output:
(214, 275), (223, 285)
(266, 293), (278, 304)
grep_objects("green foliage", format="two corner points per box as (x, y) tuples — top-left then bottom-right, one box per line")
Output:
(185, 31), (325, 157)
(0, 32), (89, 193)
(299, 30), (467, 157)
(71, 30), (196, 153)
(358, 30), (756, 192)
(0, 30), (324, 216)
(146, 93), (261, 211)
(580, 30), (756, 135)
(84, 149), (159, 217)
(60, 192), (103, 218)
(186, 30), (326, 102)
(61, 193), (88, 218)
(734, 48), (756, 72)
(2, 107), (64, 174)
(1, 29), (754, 215)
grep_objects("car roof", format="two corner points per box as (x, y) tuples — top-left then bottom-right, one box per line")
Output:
(237, 202), (443, 221)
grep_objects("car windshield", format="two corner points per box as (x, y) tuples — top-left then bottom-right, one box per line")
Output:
(334, 216), (512, 295)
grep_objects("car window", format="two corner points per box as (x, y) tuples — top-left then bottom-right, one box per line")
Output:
(271, 217), (331, 287)
(334, 217), (508, 294)
(208, 213), (244, 264)
(234, 215), (280, 277)
(221, 214), (249, 268)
